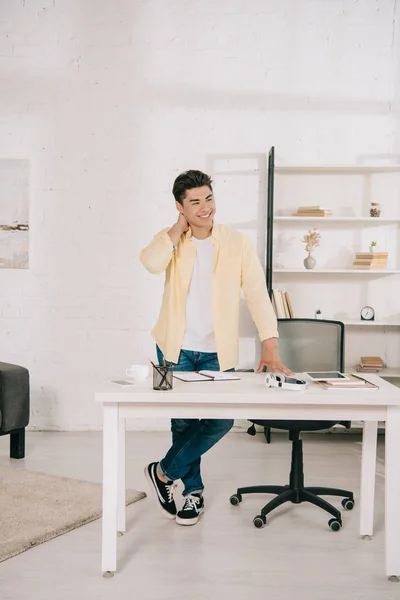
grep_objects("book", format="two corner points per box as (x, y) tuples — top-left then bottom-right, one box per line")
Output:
(272, 289), (286, 318)
(316, 374), (379, 390)
(297, 206), (326, 210)
(173, 371), (241, 382)
(293, 212), (332, 217)
(353, 258), (388, 262)
(352, 264), (387, 270)
(296, 210), (332, 214)
(361, 356), (384, 364)
(281, 292), (290, 318)
(353, 258), (387, 265)
(284, 291), (294, 318)
(355, 252), (388, 258)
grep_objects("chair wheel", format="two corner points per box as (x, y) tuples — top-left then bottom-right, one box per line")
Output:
(341, 498), (354, 510)
(253, 515), (267, 529)
(230, 494), (242, 506)
(328, 518), (342, 532)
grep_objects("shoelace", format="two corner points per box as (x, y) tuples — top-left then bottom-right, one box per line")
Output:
(165, 483), (175, 503)
(182, 495), (201, 511)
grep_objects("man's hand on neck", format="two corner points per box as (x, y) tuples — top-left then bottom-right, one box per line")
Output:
(168, 213), (189, 246)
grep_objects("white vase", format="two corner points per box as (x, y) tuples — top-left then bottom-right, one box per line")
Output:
(315, 313), (322, 320)
(369, 246), (377, 253)
(304, 254), (316, 269)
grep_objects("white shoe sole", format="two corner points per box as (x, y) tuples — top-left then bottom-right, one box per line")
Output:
(176, 507), (204, 526)
(144, 465), (176, 520)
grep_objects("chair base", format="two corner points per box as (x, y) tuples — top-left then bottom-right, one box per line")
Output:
(232, 436), (354, 529)
(235, 483), (354, 524)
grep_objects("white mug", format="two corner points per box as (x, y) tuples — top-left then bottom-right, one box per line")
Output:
(125, 364), (149, 381)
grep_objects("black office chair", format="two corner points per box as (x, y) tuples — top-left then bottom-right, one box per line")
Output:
(231, 319), (354, 531)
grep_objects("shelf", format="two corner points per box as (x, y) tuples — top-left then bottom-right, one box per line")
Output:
(275, 165), (400, 174)
(274, 216), (400, 223)
(273, 268), (400, 274)
(346, 368), (400, 379)
(342, 319), (400, 327)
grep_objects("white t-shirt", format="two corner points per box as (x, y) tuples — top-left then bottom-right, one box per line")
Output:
(181, 236), (216, 353)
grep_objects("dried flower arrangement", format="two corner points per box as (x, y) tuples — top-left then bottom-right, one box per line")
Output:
(302, 227), (321, 256)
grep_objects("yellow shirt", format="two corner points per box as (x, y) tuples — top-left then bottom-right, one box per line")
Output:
(140, 223), (278, 371)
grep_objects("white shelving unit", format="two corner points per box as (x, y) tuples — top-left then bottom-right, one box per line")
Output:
(274, 216), (400, 223)
(275, 165), (400, 173)
(343, 319), (400, 327)
(274, 268), (400, 274)
(345, 368), (400, 379)
(271, 160), (400, 389)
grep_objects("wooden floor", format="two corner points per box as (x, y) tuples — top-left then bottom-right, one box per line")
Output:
(0, 430), (396, 600)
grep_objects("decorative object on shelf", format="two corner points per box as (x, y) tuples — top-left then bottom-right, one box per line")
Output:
(302, 227), (320, 269)
(314, 309), (322, 320)
(370, 202), (381, 217)
(352, 251), (388, 269)
(369, 240), (377, 252)
(357, 356), (384, 372)
(293, 206), (332, 217)
(303, 255), (316, 269)
(360, 306), (375, 321)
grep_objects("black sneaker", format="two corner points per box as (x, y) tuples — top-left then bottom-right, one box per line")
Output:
(144, 462), (177, 520)
(176, 494), (204, 526)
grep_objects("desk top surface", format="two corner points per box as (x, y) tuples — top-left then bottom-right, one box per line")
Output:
(95, 372), (400, 406)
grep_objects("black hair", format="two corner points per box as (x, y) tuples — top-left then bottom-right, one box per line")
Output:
(172, 170), (213, 205)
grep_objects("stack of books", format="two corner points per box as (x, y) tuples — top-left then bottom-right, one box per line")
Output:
(356, 357), (384, 372)
(271, 289), (294, 319)
(292, 205), (332, 217)
(352, 252), (388, 269)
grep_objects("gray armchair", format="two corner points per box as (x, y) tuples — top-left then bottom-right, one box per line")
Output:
(0, 362), (30, 458)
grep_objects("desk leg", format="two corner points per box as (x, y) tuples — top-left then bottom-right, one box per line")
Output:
(359, 421), (378, 537)
(101, 403), (119, 576)
(385, 406), (400, 580)
(117, 417), (126, 534)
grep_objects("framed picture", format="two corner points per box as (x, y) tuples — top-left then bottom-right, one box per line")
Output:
(0, 159), (29, 269)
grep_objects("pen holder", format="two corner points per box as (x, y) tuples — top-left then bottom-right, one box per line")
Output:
(152, 364), (173, 391)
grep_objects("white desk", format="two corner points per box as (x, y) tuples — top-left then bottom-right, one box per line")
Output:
(95, 373), (400, 579)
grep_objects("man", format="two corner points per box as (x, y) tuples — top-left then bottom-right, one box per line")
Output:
(140, 170), (291, 526)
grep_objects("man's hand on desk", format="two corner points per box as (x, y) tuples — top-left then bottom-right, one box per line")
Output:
(256, 338), (294, 376)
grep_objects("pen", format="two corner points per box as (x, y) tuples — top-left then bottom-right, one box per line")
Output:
(195, 371), (215, 380)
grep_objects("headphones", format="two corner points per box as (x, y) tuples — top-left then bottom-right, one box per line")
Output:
(265, 371), (308, 391)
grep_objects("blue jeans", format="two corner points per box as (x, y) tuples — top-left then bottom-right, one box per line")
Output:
(156, 346), (234, 496)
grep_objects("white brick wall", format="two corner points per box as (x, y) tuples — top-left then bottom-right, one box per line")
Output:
(0, 0), (398, 430)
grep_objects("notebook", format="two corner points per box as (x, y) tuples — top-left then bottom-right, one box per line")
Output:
(173, 371), (241, 382)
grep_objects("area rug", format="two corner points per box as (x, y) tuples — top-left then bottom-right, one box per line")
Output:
(0, 464), (146, 562)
